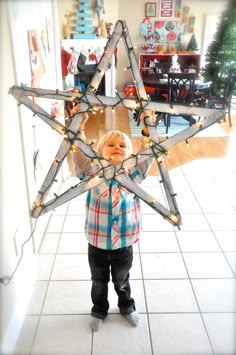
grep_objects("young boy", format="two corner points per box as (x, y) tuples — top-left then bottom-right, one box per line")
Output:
(73, 110), (155, 332)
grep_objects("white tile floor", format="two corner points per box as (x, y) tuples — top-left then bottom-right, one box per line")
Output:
(14, 158), (236, 355)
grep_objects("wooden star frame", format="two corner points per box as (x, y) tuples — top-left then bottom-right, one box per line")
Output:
(9, 20), (225, 228)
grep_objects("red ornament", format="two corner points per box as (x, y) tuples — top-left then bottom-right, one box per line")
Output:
(167, 31), (177, 41)
(156, 21), (164, 29)
(90, 52), (96, 61)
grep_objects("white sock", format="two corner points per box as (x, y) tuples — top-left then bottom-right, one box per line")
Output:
(88, 316), (102, 332)
(124, 311), (140, 327)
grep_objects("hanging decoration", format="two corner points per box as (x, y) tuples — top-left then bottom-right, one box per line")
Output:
(140, 17), (152, 36)
(67, 49), (80, 74)
(189, 15), (196, 33)
(9, 20), (225, 228)
(183, 6), (190, 33)
(74, 0), (96, 39)
(96, 0), (105, 24)
(175, 0), (181, 18)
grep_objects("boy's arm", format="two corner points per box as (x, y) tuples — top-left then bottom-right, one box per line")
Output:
(136, 110), (157, 178)
(140, 110), (157, 138)
(72, 113), (92, 178)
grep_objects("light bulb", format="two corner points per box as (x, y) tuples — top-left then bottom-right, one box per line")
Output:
(168, 214), (180, 225)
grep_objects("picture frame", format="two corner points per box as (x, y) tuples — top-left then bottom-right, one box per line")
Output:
(28, 30), (45, 78)
(154, 20), (181, 43)
(159, 0), (173, 18)
(145, 2), (156, 17)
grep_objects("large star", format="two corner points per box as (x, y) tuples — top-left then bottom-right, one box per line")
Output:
(9, 20), (224, 228)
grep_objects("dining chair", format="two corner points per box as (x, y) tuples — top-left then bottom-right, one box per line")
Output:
(155, 62), (171, 74)
(164, 72), (197, 134)
(143, 68), (159, 102)
(193, 82), (213, 108)
(207, 72), (236, 127)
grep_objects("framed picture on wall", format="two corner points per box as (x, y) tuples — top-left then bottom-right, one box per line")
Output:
(145, 2), (157, 17)
(155, 20), (181, 43)
(159, 0), (173, 18)
(28, 30), (45, 78)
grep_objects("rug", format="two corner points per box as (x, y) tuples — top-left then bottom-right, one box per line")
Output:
(129, 113), (230, 138)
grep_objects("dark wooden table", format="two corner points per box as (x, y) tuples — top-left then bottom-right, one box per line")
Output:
(133, 74), (213, 125)
(142, 73), (212, 92)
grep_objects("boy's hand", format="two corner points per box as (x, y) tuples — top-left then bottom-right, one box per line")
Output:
(140, 110), (156, 136)
(79, 112), (89, 131)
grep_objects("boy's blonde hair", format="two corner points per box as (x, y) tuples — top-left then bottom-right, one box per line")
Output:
(97, 130), (133, 155)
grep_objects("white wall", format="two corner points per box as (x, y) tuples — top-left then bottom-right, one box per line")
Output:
(0, 1), (37, 352)
(0, 0), (62, 353)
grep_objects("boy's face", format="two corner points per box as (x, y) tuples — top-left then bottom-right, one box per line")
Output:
(102, 135), (130, 165)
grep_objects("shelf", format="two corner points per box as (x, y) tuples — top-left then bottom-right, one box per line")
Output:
(139, 53), (201, 75)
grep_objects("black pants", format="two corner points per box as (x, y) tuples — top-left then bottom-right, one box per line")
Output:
(88, 243), (135, 319)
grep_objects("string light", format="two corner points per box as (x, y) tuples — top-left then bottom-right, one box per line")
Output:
(197, 122), (203, 129)
(168, 214), (180, 225)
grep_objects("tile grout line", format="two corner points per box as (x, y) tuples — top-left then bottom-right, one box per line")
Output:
(183, 165), (236, 279)
(137, 242), (154, 355)
(29, 197), (71, 353)
(173, 227), (216, 355)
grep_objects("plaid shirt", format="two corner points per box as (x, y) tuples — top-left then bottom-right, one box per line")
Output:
(83, 161), (152, 250)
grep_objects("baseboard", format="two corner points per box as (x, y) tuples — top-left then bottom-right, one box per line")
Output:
(1, 256), (38, 355)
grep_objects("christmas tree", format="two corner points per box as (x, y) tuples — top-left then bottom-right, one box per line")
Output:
(186, 33), (198, 52)
(202, 0), (236, 95)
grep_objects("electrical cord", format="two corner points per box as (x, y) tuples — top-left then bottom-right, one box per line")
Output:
(0, 218), (38, 286)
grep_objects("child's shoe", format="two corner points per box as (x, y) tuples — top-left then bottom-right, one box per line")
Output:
(124, 311), (140, 327)
(88, 316), (102, 331)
